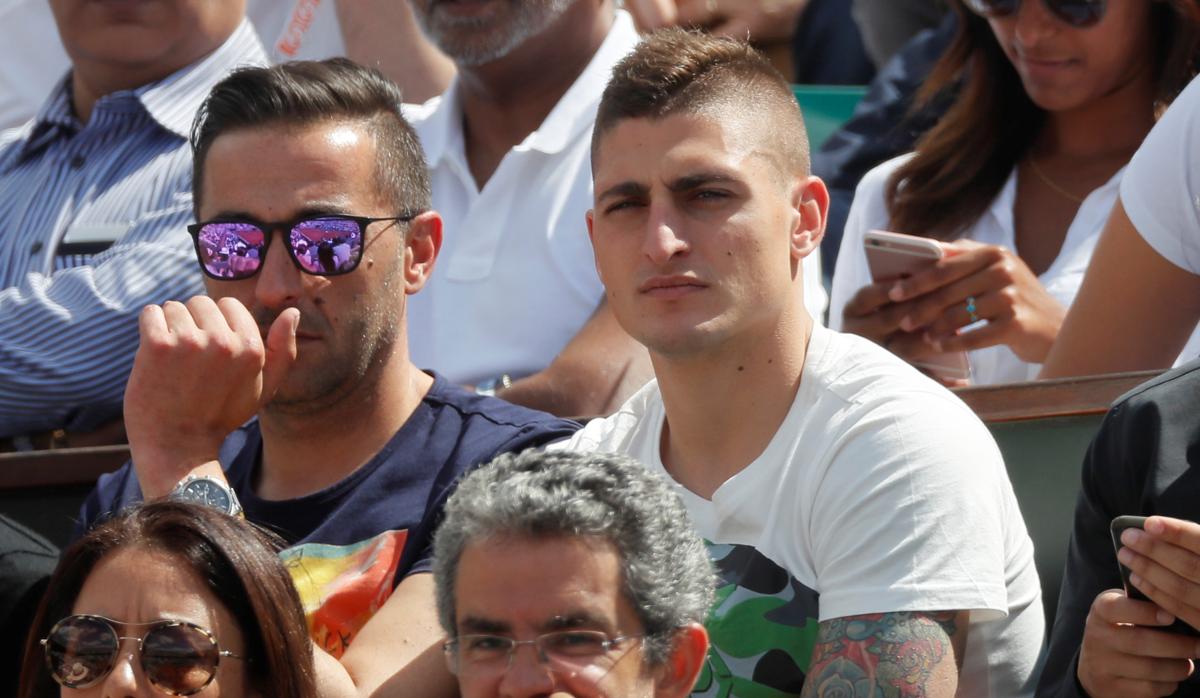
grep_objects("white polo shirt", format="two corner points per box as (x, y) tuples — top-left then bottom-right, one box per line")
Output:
(404, 10), (826, 384)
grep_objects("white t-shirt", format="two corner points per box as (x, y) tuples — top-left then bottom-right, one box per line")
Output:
(829, 154), (1126, 385)
(1121, 74), (1200, 364)
(557, 325), (1044, 697)
(403, 10), (826, 385)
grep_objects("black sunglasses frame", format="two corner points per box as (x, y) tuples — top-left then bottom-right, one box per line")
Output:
(41, 613), (244, 696)
(186, 212), (420, 281)
(963, 0), (1107, 27)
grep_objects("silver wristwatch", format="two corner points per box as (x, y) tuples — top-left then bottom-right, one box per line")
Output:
(170, 475), (243, 517)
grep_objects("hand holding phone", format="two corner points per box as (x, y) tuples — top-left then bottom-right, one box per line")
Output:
(861, 230), (971, 382)
(1110, 515), (1200, 637)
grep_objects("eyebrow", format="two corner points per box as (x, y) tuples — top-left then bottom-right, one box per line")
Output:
(542, 612), (610, 632)
(203, 203), (354, 222)
(596, 171), (744, 203)
(459, 616), (511, 634)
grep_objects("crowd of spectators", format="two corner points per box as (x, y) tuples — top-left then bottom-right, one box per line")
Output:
(4, 0), (1200, 695)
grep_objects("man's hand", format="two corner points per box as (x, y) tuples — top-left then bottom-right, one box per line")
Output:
(123, 296), (298, 498)
(1076, 589), (1196, 697)
(1118, 517), (1200, 638)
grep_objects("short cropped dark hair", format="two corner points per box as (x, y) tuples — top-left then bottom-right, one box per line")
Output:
(593, 28), (809, 176)
(191, 58), (431, 217)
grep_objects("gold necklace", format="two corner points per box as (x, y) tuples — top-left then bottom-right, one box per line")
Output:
(1027, 156), (1086, 204)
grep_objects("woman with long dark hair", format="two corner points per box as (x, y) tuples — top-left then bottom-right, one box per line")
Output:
(17, 501), (317, 697)
(829, 0), (1200, 384)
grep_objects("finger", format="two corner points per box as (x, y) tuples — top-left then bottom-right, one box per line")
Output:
(842, 281), (895, 317)
(925, 290), (1001, 339)
(1127, 563), (1200, 634)
(185, 295), (232, 335)
(930, 319), (1008, 353)
(1145, 516), (1200, 557)
(895, 264), (1010, 333)
(888, 246), (1000, 303)
(885, 330), (941, 363)
(1092, 589), (1176, 627)
(261, 308), (299, 404)
(1099, 648), (1194, 682)
(161, 299), (201, 340)
(216, 296), (264, 352)
(137, 304), (170, 345)
(1121, 530), (1200, 606)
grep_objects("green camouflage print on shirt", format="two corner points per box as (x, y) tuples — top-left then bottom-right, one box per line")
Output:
(691, 542), (821, 698)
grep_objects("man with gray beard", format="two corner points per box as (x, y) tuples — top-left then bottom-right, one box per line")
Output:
(403, 0), (824, 416)
(401, 0), (649, 418)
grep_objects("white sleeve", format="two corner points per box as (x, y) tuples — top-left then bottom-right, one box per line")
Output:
(808, 392), (1013, 621)
(1121, 74), (1200, 275)
(828, 156), (905, 331)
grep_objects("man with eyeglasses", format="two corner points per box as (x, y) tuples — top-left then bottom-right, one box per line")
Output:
(430, 448), (714, 698)
(75, 59), (578, 697)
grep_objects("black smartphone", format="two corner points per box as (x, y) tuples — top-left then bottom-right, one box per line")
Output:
(1110, 515), (1200, 637)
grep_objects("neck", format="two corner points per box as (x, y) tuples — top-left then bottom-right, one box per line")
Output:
(654, 303), (813, 499)
(1037, 64), (1157, 160)
(458, 1), (613, 186)
(254, 353), (433, 501)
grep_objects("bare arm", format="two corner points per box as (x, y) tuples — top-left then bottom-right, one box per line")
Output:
(496, 299), (653, 417)
(801, 611), (967, 698)
(335, 0), (454, 104)
(1040, 199), (1200, 379)
(317, 572), (458, 698)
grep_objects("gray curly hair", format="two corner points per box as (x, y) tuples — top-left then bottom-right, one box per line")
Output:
(432, 448), (716, 665)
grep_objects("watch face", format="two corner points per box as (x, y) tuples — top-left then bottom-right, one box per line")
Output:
(181, 479), (232, 513)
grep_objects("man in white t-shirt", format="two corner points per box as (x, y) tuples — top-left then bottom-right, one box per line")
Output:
(403, 0), (828, 416)
(557, 28), (1044, 696)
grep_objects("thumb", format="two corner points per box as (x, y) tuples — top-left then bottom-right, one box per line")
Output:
(262, 308), (299, 404)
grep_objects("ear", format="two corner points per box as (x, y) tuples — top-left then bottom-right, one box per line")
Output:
(653, 624), (710, 697)
(790, 175), (828, 261)
(585, 208), (605, 285)
(403, 210), (443, 295)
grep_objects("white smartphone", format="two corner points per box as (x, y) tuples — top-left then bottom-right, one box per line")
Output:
(863, 230), (971, 382)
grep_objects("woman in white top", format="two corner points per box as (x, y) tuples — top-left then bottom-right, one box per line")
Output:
(828, 0), (1200, 385)
(1041, 73), (1200, 378)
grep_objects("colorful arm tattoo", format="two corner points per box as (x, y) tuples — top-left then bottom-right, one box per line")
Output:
(800, 611), (963, 698)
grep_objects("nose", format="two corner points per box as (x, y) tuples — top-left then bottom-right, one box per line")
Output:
(1012, 0), (1061, 46)
(254, 231), (308, 311)
(99, 641), (151, 697)
(497, 643), (560, 698)
(641, 203), (690, 266)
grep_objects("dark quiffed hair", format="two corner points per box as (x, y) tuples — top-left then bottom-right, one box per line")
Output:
(190, 57), (432, 218)
(433, 449), (717, 666)
(593, 28), (810, 176)
(17, 501), (317, 698)
(887, 0), (1200, 240)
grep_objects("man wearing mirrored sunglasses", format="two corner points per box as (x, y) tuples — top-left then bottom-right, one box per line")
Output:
(0, 0), (265, 444)
(430, 449), (714, 698)
(75, 59), (579, 698)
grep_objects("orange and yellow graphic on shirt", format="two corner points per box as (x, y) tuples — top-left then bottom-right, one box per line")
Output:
(280, 529), (409, 658)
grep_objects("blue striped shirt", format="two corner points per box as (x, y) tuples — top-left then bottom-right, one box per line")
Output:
(0, 21), (267, 438)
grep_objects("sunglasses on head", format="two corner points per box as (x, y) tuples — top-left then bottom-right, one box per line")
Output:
(41, 614), (245, 696)
(186, 212), (419, 281)
(963, 0), (1106, 27)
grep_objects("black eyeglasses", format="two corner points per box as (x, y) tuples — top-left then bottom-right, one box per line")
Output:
(41, 614), (246, 695)
(963, 0), (1106, 27)
(443, 630), (644, 678)
(186, 212), (419, 281)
